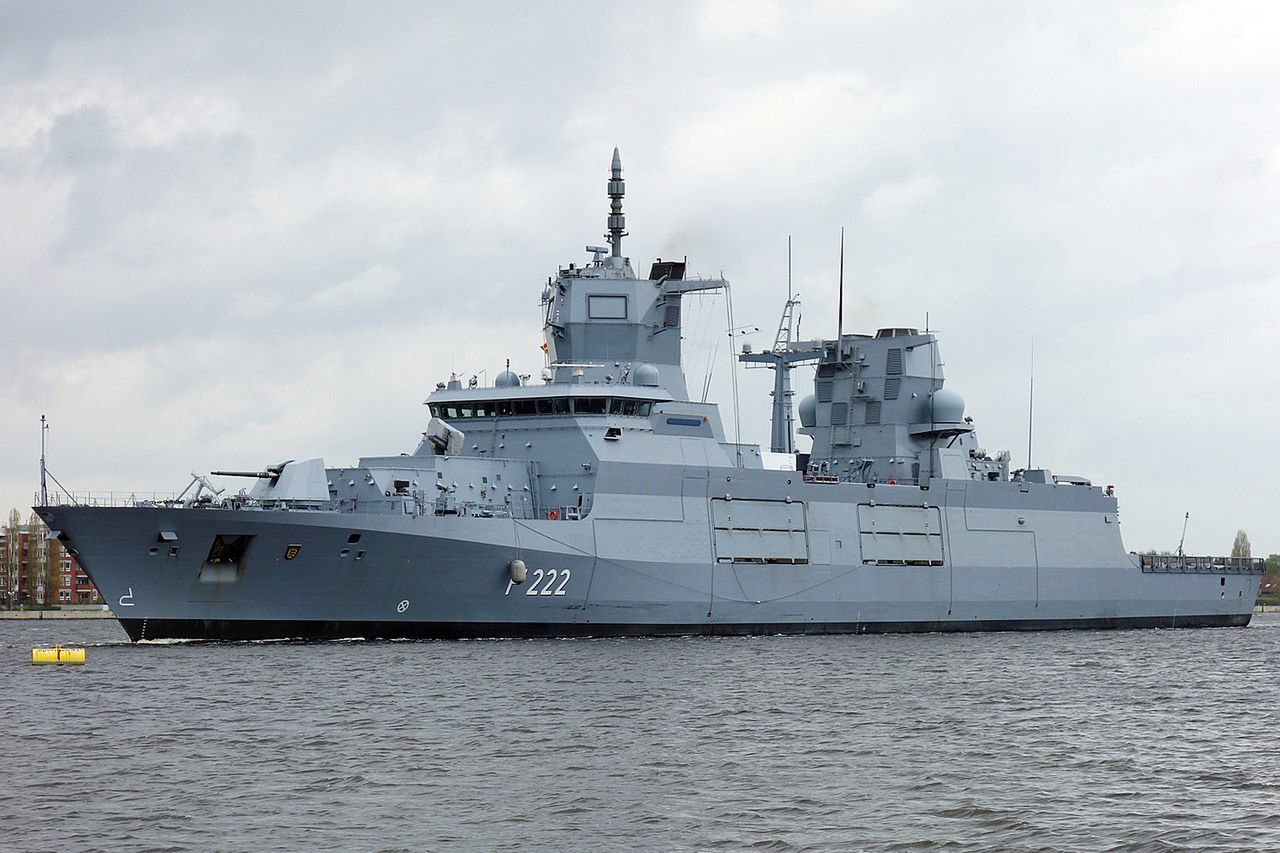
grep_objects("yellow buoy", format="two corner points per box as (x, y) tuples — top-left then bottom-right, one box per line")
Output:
(31, 645), (86, 666)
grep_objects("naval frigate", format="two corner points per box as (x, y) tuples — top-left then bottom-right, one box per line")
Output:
(38, 150), (1264, 641)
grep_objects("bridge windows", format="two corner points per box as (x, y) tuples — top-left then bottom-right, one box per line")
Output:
(431, 398), (657, 420)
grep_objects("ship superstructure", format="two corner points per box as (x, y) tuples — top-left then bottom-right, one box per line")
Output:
(38, 151), (1263, 641)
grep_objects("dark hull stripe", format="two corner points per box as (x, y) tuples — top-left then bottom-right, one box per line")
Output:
(119, 613), (1253, 642)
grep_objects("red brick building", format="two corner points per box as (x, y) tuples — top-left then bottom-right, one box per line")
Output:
(0, 521), (102, 607)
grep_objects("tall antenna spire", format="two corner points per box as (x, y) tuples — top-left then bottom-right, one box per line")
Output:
(837, 227), (845, 344)
(39, 415), (48, 506)
(1027, 338), (1035, 469)
(607, 147), (626, 258)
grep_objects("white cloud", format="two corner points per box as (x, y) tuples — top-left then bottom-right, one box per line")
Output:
(307, 265), (403, 310)
(862, 174), (941, 219)
(1, 0), (1278, 555)
(697, 0), (783, 39)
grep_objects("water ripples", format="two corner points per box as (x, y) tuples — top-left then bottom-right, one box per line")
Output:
(3, 618), (1279, 851)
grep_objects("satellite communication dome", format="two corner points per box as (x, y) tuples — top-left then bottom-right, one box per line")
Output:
(494, 370), (521, 388)
(798, 394), (817, 428)
(632, 363), (660, 387)
(927, 388), (965, 423)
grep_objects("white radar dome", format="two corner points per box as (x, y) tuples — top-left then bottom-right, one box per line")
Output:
(927, 388), (965, 423)
(798, 395), (817, 428)
(632, 363), (660, 387)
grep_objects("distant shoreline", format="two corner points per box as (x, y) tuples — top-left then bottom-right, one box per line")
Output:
(0, 609), (115, 620)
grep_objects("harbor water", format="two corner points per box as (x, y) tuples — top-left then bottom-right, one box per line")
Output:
(3, 618), (1279, 851)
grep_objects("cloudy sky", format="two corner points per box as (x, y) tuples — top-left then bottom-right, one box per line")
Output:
(1, 1), (1276, 555)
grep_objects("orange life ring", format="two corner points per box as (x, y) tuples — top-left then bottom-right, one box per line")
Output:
(547, 509), (560, 521)
(887, 478), (897, 485)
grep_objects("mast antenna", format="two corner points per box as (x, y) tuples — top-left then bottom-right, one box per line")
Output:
(39, 415), (48, 506)
(1027, 338), (1035, 469)
(607, 147), (626, 258)
(836, 227), (845, 344)
(1177, 512), (1190, 558)
(737, 236), (816, 453)
(927, 326), (937, 483)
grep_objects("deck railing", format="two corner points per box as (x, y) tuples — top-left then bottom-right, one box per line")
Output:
(1138, 554), (1266, 574)
(38, 490), (182, 508)
(37, 489), (547, 520)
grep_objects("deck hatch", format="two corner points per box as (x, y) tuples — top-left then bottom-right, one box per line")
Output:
(856, 504), (943, 565)
(711, 498), (809, 564)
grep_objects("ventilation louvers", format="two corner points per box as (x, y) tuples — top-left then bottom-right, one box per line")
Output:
(865, 400), (882, 424)
(884, 376), (901, 400)
(886, 348), (903, 375)
(830, 402), (849, 425)
(663, 305), (680, 327)
(816, 379), (834, 403)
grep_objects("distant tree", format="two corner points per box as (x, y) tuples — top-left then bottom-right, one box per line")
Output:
(1231, 530), (1251, 559)
(2, 509), (20, 607)
(26, 512), (64, 607)
(1263, 555), (1280, 602)
(25, 512), (47, 606)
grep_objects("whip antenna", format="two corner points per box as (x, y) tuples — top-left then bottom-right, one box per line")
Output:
(40, 415), (48, 506)
(787, 235), (792, 302)
(1027, 338), (1035, 469)
(836, 227), (845, 344)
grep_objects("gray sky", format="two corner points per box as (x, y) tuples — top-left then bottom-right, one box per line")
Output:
(1, 1), (1276, 555)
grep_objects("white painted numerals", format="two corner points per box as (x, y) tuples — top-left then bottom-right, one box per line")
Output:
(506, 568), (571, 597)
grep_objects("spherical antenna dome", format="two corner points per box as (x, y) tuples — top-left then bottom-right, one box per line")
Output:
(927, 388), (965, 423)
(494, 370), (521, 388)
(632, 363), (660, 387)
(798, 394), (817, 428)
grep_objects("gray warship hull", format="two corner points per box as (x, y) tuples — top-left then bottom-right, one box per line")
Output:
(42, 471), (1258, 642)
(38, 150), (1263, 641)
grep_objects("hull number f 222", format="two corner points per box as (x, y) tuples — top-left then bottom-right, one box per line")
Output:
(505, 568), (571, 597)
